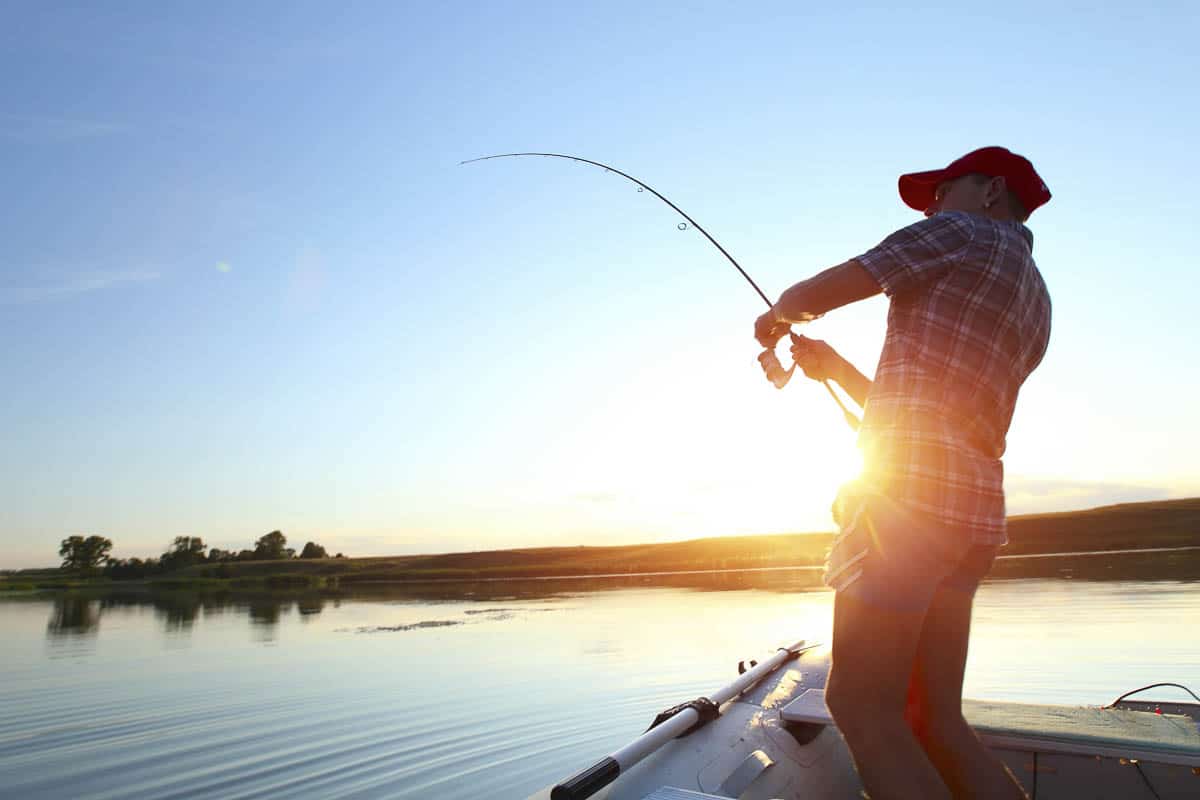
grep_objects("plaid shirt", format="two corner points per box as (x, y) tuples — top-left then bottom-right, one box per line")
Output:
(852, 211), (1052, 544)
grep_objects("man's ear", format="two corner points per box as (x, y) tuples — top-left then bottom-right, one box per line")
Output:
(987, 176), (1008, 204)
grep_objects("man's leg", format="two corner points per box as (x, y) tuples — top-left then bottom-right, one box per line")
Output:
(908, 578), (1029, 800)
(825, 589), (951, 800)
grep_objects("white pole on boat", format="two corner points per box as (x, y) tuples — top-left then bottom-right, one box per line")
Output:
(550, 639), (816, 800)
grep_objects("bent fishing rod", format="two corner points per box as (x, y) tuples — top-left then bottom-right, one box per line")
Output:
(460, 152), (861, 431)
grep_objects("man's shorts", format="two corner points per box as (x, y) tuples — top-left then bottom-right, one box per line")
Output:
(823, 483), (997, 611)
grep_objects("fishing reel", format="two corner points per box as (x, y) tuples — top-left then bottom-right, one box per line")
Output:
(757, 332), (804, 390)
(758, 331), (861, 432)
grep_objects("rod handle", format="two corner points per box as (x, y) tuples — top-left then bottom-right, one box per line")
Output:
(550, 757), (620, 800)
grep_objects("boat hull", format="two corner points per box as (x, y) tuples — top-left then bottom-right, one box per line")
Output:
(529, 643), (1200, 799)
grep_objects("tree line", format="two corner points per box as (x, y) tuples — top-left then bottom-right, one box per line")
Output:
(58, 531), (344, 579)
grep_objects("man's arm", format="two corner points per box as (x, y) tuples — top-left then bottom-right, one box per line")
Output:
(752, 260), (881, 406)
(790, 337), (873, 408)
(831, 354), (872, 408)
(772, 259), (881, 323)
(754, 260), (882, 349)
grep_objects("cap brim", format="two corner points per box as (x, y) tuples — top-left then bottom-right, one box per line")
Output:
(897, 168), (947, 212)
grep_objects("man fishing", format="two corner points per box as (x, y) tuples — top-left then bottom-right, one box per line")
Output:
(754, 146), (1052, 800)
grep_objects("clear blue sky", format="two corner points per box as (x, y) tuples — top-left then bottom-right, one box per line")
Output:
(3, 3), (1198, 567)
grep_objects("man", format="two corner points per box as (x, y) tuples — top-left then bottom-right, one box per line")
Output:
(754, 146), (1052, 800)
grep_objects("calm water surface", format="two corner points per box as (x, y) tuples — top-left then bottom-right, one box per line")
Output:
(2, 574), (1198, 799)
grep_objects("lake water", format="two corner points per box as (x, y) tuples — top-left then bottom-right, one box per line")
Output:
(2, 574), (1198, 799)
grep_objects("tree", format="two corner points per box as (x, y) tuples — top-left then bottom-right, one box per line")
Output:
(207, 548), (233, 563)
(59, 535), (113, 572)
(299, 541), (328, 559)
(104, 557), (159, 580)
(253, 530), (293, 560)
(160, 536), (207, 571)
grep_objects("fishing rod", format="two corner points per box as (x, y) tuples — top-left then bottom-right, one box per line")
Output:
(460, 152), (861, 431)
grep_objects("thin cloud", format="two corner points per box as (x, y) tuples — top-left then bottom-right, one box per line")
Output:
(0, 113), (126, 143)
(574, 491), (619, 505)
(1, 270), (160, 305)
(1005, 476), (1172, 515)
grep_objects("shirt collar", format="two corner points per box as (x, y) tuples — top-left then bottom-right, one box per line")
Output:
(1003, 219), (1034, 251)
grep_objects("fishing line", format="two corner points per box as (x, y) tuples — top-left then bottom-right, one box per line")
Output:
(1107, 682), (1200, 706)
(460, 152), (861, 430)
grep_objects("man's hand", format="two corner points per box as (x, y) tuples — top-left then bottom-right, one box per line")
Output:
(754, 308), (790, 349)
(790, 336), (844, 384)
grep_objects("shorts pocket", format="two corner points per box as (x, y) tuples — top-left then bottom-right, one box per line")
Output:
(823, 482), (970, 592)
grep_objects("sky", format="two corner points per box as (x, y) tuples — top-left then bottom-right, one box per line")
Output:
(2, 2), (1198, 568)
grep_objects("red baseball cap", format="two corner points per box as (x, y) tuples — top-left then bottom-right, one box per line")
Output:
(898, 146), (1051, 216)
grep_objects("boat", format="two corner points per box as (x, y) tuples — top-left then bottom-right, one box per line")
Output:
(527, 640), (1200, 799)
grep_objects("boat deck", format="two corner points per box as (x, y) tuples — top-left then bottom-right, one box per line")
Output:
(782, 688), (1200, 767)
(965, 698), (1200, 766)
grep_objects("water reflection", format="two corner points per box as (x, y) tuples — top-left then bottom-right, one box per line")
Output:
(364, 568), (829, 603)
(32, 547), (1199, 644)
(45, 597), (101, 637)
(246, 596), (286, 626)
(147, 593), (202, 631)
(40, 589), (324, 640)
(36, 576), (772, 642)
(991, 548), (1200, 581)
(297, 596), (325, 617)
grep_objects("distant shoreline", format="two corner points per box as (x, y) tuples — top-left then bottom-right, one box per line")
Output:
(3, 497), (1199, 589)
(332, 545), (1200, 586)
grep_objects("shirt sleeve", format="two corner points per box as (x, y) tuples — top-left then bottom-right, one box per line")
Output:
(854, 212), (976, 297)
